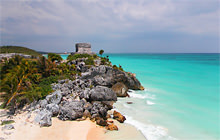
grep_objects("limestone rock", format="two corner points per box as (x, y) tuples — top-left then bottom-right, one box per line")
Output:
(112, 82), (128, 97)
(46, 103), (59, 116)
(89, 86), (117, 101)
(95, 117), (108, 126)
(46, 90), (62, 104)
(83, 110), (91, 118)
(34, 109), (52, 127)
(81, 65), (143, 90)
(58, 101), (84, 120)
(106, 123), (118, 131)
(90, 102), (108, 118)
(1, 124), (15, 130)
(39, 99), (48, 108)
(113, 111), (126, 123)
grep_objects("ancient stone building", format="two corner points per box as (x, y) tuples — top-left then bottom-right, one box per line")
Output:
(75, 43), (93, 54)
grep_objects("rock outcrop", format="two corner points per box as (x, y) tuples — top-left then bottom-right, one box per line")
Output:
(32, 59), (142, 129)
(81, 65), (143, 90)
(106, 123), (118, 131)
(112, 82), (129, 97)
(113, 111), (126, 123)
(35, 109), (52, 127)
(89, 86), (117, 101)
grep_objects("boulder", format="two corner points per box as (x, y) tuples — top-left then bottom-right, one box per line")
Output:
(126, 102), (133, 104)
(46, 103), (59, 116)
(1, 124), (15, 130)
(95, 117), (108, 126)
(83, 102), (92, 111)
(113, 111), (126, 123)
(83, 110), (91, 118)
(60, 87), (71, 96)
(112, 82), (128, 97)
(89, 86), (117, 101)
(58, 101), (84, 120)
(79, 88), (90, 100)
(90, 102), (108, 118)
(39, 99), (48, 108)
(106, 123), (118, 131)
(35, 109), (52, 127)
(46, 90), (62, 104)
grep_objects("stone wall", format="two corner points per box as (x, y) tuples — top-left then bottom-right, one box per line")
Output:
(75, 43), (94, 54)
(77, 47), (92, 54)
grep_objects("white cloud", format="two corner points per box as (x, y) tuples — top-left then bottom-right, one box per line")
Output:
(0, 0), (219, 37)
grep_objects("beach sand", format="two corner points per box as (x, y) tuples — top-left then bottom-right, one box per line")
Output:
(0, 109), (146, 140)
(0, 110), (107, 140)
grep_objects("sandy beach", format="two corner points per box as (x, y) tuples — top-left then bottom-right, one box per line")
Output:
(0, 109), (106, 140)
(0, 108), (146, 140)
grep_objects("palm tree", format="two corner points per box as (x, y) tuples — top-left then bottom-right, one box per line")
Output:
(2, 59), (41, 106)
(99, 49), (104, 57)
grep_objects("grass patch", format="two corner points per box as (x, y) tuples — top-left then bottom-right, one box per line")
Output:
(1, 120), (15, 125)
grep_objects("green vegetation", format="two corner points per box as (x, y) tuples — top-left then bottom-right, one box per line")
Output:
(1, 120), (15, 125)
(48, 53), (63, 62)
(0, 55), (78, 109)
(85, 57), (95, 65)
(99, 49), (104, 57)
(0, 46), (41, 57)
(67, 54), (98, 66)
(0, 47), (112, 111)
(67, 54), (92, 61)
(113, 64), (124, 71)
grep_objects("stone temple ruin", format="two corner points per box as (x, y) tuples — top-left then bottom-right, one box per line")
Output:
(74, 43), (94, 54)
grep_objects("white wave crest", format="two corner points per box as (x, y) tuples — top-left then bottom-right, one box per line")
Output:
(124, 116), (177, 140)
(128, 90), (155, 99)
(146, 100), (155, 105)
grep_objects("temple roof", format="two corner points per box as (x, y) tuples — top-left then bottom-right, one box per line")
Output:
(75, 43), (91, 48)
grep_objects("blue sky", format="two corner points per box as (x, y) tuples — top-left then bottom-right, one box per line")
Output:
(0, 0), (219, 53)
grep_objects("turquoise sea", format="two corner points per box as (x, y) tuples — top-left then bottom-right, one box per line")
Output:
(59, 53), (220, 140)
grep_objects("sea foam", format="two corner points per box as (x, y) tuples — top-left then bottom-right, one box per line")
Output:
(124, 116), (177, 140)
(146, 100), (155, 105)
(128, 90), (155, 99)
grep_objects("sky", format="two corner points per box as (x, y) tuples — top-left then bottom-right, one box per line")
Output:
(0, 0), (219, 53)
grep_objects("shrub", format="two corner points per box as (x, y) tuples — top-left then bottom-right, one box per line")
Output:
(85, 58), (95, 65)
(99, 49), (104, 56)
(112, 64), (124, 71)
(1, 120), (15, 125)
(48, 53), (62, 62)
(67, 54), (91, 61)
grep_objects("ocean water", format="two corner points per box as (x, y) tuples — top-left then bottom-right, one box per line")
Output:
(43, 54), (69, 60)
(106, 53), (220, 140)
(59, 53), (220, 140)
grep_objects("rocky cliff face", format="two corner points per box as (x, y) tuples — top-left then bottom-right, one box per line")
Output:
(81, 65), (143, 90)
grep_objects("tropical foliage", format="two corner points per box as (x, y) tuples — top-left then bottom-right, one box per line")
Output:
(67, 54), (97, 61)
(48, 53), (63, 62)
(0, 55), (77, 109)
(0, 49), (110, 110)
(99, 49), (104, 56)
